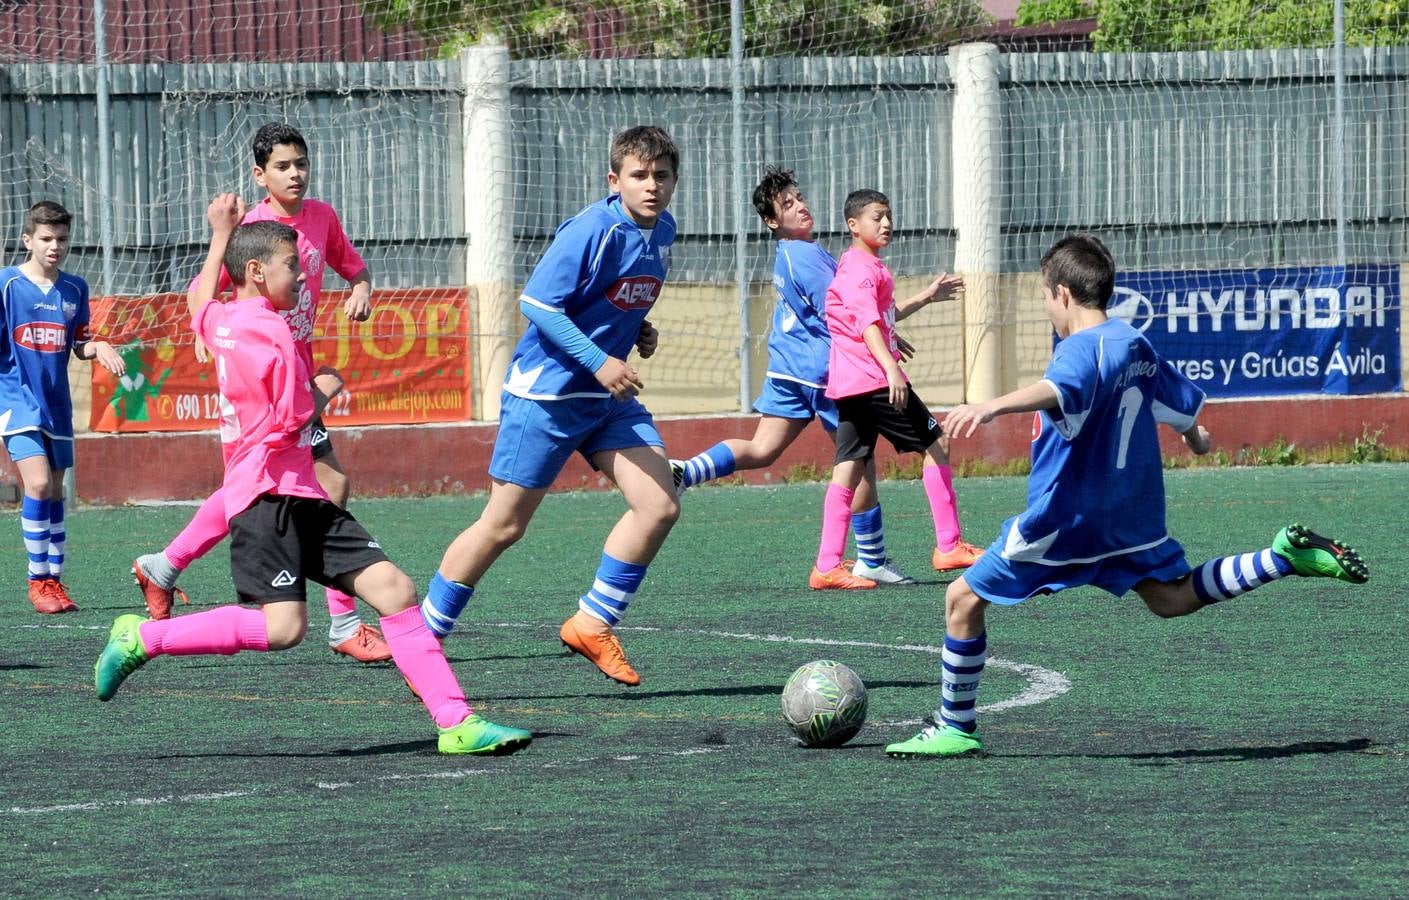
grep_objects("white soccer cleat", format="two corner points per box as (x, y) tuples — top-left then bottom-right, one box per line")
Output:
(851, 558), (916, 585)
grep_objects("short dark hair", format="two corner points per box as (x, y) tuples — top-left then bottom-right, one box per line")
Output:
(609, 126), (679, 176)
(752, 166), (797, 226)
(844, 189), (889, 221)
(24, 201), (72, 236)
(1040, 233), (1116, 309)
(223, 221), (299, 287)
(252, 123), (309, 168)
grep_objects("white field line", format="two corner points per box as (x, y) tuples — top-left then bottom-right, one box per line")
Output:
(7, 622), (1069, 816)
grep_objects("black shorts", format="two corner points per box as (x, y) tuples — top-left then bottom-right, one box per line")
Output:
(229, 494), (388, 603)
(309, 416), (335, 461)
(833, 389), (942, 463)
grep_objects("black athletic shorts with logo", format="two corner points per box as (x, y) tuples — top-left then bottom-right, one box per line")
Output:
(833, 388), (943, 463)
(309, 416), (335, 461)
(229, 494), (388, 603)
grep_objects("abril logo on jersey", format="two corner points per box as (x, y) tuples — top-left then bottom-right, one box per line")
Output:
(14, 322), (67, 353)
(607, 275), (662, 311)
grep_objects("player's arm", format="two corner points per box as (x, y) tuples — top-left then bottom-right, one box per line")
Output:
(634, 319), (659, 359)
(521, 217), (642, 399)
(310, 367), (344, 425)
(73, 335), (125, 376)
(895, 272), (964, 321)
(943, 380), (1060, 439)
(324, 206), (373, 322)
(341, 268), (372, 322)
(187, 195), (244, 363)
(861, 323), (907, 411)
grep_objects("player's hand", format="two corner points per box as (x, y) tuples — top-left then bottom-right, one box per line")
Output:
(925, 272), (965, 304)
(885, 367), (908, 411)
(193, 334), (211, 364)
(92, 341), (126, 376)
(207, 193), (246, 236)
(342, 290), (372, 322)
(1183, 424), (1211, 455)
(896, 334), (916, 362)
(594, 356), (644, 400)
(942, 402), (996, 438)
(314, 366), (345, 400)
(635, 319), (659, 359)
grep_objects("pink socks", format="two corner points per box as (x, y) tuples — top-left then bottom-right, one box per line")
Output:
(326, 587), (358, 617)
(164, 489), (231, 571)
(380, 607), (472, 729)
(814, 483), (855, 572)
(138, 605), (269, 656)
(923, 464), (961, 552)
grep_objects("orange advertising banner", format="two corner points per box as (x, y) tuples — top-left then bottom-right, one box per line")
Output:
(89, 289), (473, 432)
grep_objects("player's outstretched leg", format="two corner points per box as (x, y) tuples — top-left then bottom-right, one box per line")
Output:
(377, 605), (531, 755)
(94, 614), (150, 701)
(1273, 524), (1369, 584)
(132, 553), (190, 620)
(887, 631), (987, 759)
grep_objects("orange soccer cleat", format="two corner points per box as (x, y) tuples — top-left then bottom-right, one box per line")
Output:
(808, 563), (878, 590)
(132, 558), (189, 621)
(48, 580), (79, 612)
(559, 616), (641, 686)
(28, 579), (66, 615)
(932, 540), (985, 572)
(330, 622), (393, 663)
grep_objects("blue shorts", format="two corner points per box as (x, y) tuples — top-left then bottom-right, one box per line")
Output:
(754, 377), (838, 433)
(489, 392), (664, 489)
(963, 517), (1193, 606)
(4, 431), (74, 470)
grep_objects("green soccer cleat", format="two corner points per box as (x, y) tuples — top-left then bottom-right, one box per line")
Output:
(885, 724), (983, 758)
(1272, 523), (1369, 584)
(437, 713), (533, 756)
(94, 614), (150, 701)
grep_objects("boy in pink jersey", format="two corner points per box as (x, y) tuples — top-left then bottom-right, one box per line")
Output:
(132, 123), (389, 664)
(812, 188), (982, 586)
(95, 194), (531, 756)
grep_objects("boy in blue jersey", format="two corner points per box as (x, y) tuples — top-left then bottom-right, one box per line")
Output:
(1, 201), (125, 613)
(419, 126), (681, 687)
(671, 167), (910, 588)
(885, 234), (1369, 758)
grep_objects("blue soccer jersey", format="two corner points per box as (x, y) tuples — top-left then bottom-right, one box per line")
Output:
(507, 195), (676, 401)
(764, 239), (835, 388)
(1000, 318), (1205, 565)
(0, 266), (90, 440)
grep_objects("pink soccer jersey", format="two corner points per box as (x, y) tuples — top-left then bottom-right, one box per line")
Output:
(199, 198), (367, 371)
(824, 247), (906, 400)
(193, 296), (329, 522)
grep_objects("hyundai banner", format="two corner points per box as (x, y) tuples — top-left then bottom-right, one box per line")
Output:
(1111, 265), (1401, 397)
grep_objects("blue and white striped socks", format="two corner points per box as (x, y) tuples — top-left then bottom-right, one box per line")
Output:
(420, 571), (474, 638)
(939, 632), (987, 734)
(47, 498), (65, 580)
(20, 496), (50, 581)
(579, 552), (647, 627)
(1191, 549), (1294, 605)
(851, 505), (886, 568)
(680, 444), (736, 489)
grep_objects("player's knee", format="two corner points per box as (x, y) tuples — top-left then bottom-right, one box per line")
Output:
(944, 580), (984, 631)
(641, 490), (681, 530)
(264, 614), (308, 650)
(381, 569), (418, 611)
(22, 473), (53, 499)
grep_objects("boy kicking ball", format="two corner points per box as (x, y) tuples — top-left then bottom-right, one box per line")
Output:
(95, 194), (529, 756)
(886, 233), (1368, 759)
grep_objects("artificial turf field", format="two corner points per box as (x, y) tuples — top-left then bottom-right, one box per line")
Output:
(2, 464), (1407, 897)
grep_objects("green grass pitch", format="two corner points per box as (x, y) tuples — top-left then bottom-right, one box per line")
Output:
(3, 464), (1407, 895)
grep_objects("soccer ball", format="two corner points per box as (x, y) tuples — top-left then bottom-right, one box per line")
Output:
(780, 659), (868, 748)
